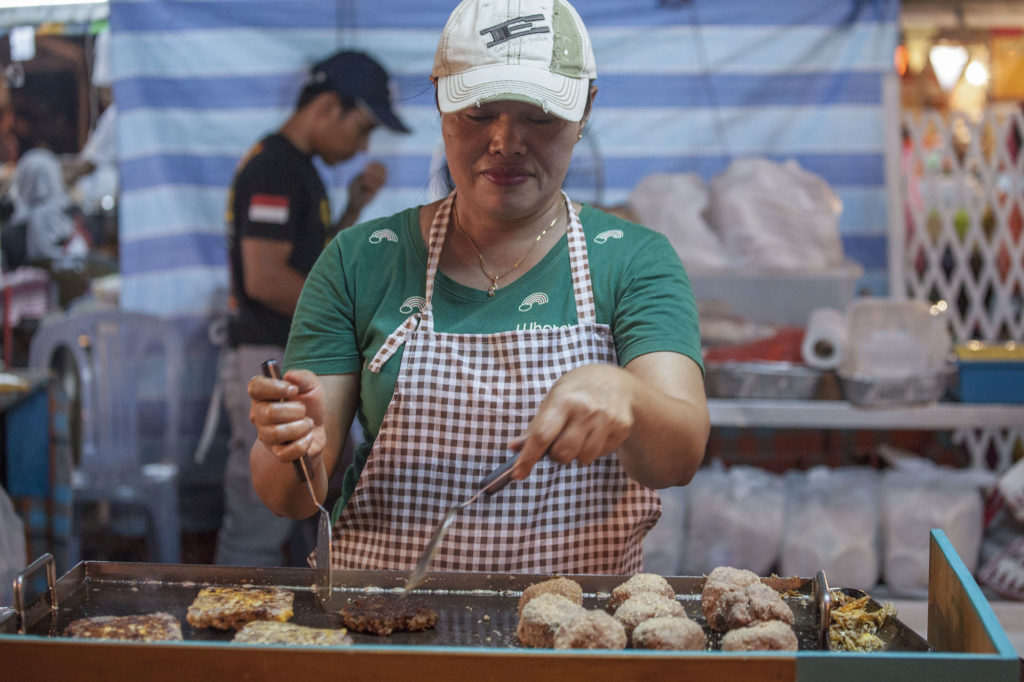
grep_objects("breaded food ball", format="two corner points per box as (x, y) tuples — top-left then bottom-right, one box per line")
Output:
(700, 566), (761, 624)
(516, 593), (585, 648)
(632, 616), (707, 651)
(517, 576), (584, 618)
(708, 582), (794, 632)
(553, 610), (627, 650)
(720, 619), (798, 651)
(613, 592), (686, 638)
(608, 573), (675, 611)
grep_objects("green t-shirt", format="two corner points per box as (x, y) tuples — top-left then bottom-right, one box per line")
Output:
(284, 203), (703, 517)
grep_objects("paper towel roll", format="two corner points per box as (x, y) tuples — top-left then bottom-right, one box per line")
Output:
(801, 307), (848, 370)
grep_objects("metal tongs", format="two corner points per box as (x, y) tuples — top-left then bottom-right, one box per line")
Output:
(401, 452), (520, 595)
(262, 360), (333, 607)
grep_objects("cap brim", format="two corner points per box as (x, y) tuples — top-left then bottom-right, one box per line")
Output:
(436, 64), (589, 122)
(363, 98), (411, 134)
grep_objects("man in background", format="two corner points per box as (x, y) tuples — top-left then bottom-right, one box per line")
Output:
(216, 50), (409, 566)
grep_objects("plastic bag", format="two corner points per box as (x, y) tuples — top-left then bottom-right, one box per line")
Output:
(780, 467), (881, 590)
(628, 173), (731, 271)
(642, 486), (687, 575)
(1, 485), (27, 605)
(707, 158), (844, 269)
(682, 464), (784, 575)
(879, 453), (993, 598)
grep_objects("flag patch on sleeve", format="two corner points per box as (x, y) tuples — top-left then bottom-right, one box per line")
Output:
(248, 194), (290, 224)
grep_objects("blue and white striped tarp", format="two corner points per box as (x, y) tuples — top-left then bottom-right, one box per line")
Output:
(109, 0), (899, 453)
(111, 0), (899, 322)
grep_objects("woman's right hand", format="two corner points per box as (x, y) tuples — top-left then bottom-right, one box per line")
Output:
(248, 368), (327, 464)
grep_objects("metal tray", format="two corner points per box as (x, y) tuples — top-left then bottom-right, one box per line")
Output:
(828, 587), (929, 652)
(706, 362), (823, 400)
(5, 554), (927, 653)
(838, 365), (956, 407)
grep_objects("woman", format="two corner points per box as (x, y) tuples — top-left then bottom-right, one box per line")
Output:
(248, 0), (709, 575)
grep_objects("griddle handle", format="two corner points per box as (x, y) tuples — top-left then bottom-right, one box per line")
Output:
(14, 553), (57, 634)
(261, 359), (312, 483)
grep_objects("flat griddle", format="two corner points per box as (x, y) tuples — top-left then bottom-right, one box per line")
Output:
(4, 555), (928, 652)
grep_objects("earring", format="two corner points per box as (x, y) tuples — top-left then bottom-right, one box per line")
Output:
(577, 130), (584, 141)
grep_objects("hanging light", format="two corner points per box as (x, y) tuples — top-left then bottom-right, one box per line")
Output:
(964, 60), (989, 87)
(929, 44), (969, 91)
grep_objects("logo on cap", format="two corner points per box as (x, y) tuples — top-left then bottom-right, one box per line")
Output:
(479, 14), (550, 48)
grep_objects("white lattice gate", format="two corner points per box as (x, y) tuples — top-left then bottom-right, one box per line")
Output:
(896, 104), (1024, 471)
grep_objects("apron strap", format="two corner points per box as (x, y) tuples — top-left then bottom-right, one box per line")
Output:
(367, 312), (421, 374)
(563, 194), (596, 324)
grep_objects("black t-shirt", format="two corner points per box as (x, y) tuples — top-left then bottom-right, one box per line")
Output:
(226, 134), (330, 346)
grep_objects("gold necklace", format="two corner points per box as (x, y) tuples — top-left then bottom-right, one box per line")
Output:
(454, 207), (560, 297)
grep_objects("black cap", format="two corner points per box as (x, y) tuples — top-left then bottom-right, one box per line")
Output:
(310, 50), (410, 134)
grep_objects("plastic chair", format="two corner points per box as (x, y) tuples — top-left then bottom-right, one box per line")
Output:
(28, 310), (185, 565)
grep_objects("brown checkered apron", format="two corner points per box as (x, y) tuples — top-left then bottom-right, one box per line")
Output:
(328, 191), (660, 574)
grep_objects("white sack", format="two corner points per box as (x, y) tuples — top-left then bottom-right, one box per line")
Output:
(682, 464), (784, 575)
(707, 158), (844, 269)
(643, 485), (687, 575)
(628, 173), (731, 271)
(780, 467), (880, 590)
(880, 461), (992, 598)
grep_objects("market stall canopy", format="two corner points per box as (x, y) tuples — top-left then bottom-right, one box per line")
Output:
(0, 1), (107, 29)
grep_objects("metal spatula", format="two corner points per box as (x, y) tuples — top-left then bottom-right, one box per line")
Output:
(401, 452), (519, 595)
(261, 360), (332, 606)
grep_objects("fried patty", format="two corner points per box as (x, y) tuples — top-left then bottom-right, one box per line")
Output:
(517, 576), (584, 618)
(186, 585), (294, 630)
(631, 616), (707, 651)
(613, 592), (687, 638)
(700, 566), (761, 625)
(552, 609), (628, 650)
(708, 582), (794, 632)
(233, 620), (354, 646)
(339, 595), (438, 636)
(64, 612), (183, 641)
(517, 593), (586, 648)
(608, 573), (676, 611)
(720, 619), (799, 651)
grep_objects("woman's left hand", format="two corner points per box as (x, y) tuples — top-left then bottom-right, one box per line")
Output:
(514, 363), (634, 470)
(512, 354), (709, 489)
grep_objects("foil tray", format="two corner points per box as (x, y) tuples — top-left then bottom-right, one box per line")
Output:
(838, 365), (957, 407)
(705, 362), (823, 400)
(4, 556), (927, 653)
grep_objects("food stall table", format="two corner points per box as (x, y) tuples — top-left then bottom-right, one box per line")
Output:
(1, 530), (1017, 681)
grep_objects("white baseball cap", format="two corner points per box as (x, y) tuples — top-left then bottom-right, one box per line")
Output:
(432, 0), (596, 123)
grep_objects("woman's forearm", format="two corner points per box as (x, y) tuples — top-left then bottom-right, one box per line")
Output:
(249, 372), (358, 518)
(617, 353), (709, 489)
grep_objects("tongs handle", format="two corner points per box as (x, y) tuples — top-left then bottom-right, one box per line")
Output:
(261, 359), (314, 484)
(479, 452), (519, 495)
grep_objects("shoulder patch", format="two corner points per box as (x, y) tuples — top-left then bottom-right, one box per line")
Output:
(248, 194), (290, 225)
(369, 229), (399, 244)
(594, 229), (624, 244)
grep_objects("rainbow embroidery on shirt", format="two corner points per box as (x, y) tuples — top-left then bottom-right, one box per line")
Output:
(518, 292), (549, 312)
(400, 296), (426, 314)
(369, 229), (399, 244)
(594, 229), (624, 244)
